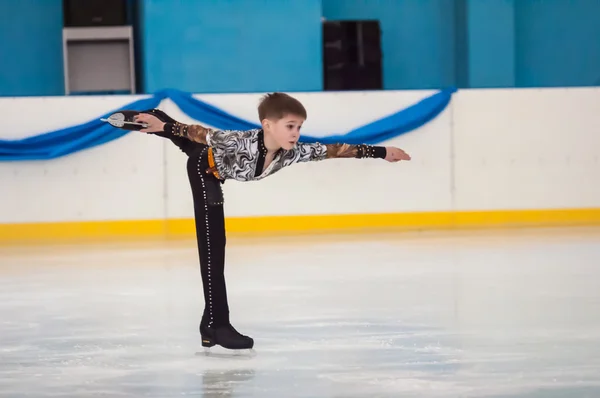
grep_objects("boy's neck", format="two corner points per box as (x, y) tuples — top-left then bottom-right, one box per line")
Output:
(263, 130), (281, 152)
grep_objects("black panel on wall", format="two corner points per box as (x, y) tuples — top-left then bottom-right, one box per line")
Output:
(63, 0), (129, 27)
(322, 20), (383, 91)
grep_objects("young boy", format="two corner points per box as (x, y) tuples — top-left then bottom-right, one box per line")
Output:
(115, 93), (410, 351)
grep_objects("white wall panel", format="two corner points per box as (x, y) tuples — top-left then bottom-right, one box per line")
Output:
(452, 88), (600, 210)
(0, 96), (165, 223)
(2, 87), (598, 225)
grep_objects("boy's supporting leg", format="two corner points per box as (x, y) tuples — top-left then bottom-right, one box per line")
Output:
(186, 146), (254, 350)
(187, 146), (229, 327)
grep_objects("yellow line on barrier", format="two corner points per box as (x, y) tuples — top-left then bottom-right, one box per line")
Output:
(2, 209), (600, 244)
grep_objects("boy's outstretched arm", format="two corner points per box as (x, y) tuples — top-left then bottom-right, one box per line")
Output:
(324, 143), (411, 162)
(165, 123), (211, 144)
(133, 113), (212, 144)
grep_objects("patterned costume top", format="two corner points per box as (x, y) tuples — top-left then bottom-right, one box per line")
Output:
(206, 128), (327, 181)
(162, 121), (386, 182)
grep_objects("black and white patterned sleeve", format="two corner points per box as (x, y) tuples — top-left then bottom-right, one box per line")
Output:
(281, 142), (329, 165)
(205, 129), (249, 147)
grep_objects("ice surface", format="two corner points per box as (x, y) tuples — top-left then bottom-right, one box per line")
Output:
(1, 228), (600, 397)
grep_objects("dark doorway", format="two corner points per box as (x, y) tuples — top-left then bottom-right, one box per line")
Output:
(322, 20), (383, 91)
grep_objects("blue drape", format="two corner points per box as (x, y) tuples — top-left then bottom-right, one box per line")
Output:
(0, 96), (164, 161)
(0, 87), (456, 161)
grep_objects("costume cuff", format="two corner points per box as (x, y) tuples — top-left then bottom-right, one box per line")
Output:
(357, 145), (386, 159)
(164, 122), (189, 137)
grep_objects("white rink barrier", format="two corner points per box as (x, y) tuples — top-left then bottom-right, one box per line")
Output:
(1, 88), (599, 241)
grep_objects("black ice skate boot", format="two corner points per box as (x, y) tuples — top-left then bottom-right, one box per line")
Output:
(101, 108), (202, 155)
(200, 323), (254, 350)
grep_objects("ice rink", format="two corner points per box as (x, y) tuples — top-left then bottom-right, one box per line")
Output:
(1, 227), (600, 397)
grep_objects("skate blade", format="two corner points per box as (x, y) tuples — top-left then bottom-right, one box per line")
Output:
(195, 347), (256, 359)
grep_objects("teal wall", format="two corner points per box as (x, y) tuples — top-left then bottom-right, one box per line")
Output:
(466, 0), (516, 88)
(0, 0), (64, 96)
(1, 0), (599, 96)
(515, 0), (600, 87)
(140, 0), (323, 93)
(465, 0), (600, 88)
(322, 0), (457, 90)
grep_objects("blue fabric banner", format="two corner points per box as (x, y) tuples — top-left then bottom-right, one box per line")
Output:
(0, 87), (456, 161)
(0, 96), (164, 161)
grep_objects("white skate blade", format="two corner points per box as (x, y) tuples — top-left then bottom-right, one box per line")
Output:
(195, 346), (256, 359)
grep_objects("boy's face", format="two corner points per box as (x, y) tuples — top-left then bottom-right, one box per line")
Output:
(263, 113), (304, 150)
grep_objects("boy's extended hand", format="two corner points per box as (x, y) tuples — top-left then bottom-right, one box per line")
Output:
(133, 113), (165, 133)
(384, 147), (411, 162)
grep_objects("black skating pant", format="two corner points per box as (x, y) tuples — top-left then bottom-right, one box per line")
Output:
(186, 145), (230, 330)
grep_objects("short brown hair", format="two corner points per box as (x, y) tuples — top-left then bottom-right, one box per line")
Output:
(258, 92), (307, 121)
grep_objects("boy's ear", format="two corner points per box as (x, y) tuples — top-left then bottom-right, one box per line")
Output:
(260, 118), (270, 130)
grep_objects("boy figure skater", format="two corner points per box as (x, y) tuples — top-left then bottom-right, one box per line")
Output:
(115, 93), (410, 351)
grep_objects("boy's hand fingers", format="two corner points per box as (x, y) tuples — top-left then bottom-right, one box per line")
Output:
(134, 113), (150, 122)
(397, 149), (410, 160)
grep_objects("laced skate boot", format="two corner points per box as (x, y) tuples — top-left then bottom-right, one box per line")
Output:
(200, 323), (254, 350)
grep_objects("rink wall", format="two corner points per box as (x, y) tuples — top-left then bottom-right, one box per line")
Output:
(1, 88), (600, 242)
